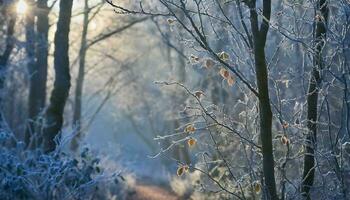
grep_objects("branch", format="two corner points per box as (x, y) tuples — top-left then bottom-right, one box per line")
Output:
(86, 17), (149, 48)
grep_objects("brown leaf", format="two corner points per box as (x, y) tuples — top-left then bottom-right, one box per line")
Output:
(219, 68), (230, 79)
(187, 138), (197, 148)
(281, 135), (290, 145)
(184, 124), (196, 134)
(227, 75), (235, 86)
(204, 59), (215, 69)
(254, 181), (261, 193)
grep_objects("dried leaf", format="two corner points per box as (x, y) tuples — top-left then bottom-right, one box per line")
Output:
(254, 181), (261, 193)
(184, 124), (196, 134)
(177, 166), (185, 176)
(187, 138), (197, 148)
(204, 59), (215, 69)
(227, 75), (235, 86)
(219, 51), (230, 61)
(177, 165), (189, 176)
(281, 135), (290, 145)
(219, 68), (230, 79)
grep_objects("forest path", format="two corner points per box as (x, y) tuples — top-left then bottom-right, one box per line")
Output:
(127, 184), (179, 200)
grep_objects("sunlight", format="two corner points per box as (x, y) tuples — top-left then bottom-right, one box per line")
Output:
(89, 21), (97, 30)
(16, 0), (28, 15)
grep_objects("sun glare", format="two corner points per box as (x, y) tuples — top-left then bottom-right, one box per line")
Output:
(16, 0), (28, 15)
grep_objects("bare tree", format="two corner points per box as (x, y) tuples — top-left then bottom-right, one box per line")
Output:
(302, 0), (329, 198)
(245, 0), (278, 199)
(43, 0), (73, 152)
(70, 2), (148, 150)
(25, 0), (50, 148)
(0, 3), (16, 130)
(70, 0), (90, 151)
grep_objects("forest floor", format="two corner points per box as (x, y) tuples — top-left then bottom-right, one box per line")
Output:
(127, 183), (179, 200)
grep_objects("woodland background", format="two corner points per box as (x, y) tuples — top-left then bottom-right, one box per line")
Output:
(0, 0), (349, 199)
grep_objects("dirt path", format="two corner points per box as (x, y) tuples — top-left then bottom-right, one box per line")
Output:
(127, 184), (179, 200)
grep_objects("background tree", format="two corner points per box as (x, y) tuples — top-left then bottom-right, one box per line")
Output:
(70, 0), (147, 150)
(0, 3), (16, 130)
(43, 0), (73, 152)
(25, 0), (50, 148)
(302, 0), (329, 198)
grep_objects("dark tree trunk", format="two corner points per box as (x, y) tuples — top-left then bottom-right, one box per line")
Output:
(43, 0), (73, 153)
(302, 0), (328, 198)
(248, 0), (278, 199)
(71, 0), (89, 151)
(0, 6), (16, 130)
(254, 43), (277, 200)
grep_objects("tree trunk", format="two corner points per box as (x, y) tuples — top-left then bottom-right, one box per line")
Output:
(302, 0), (328, 198)
(255, 44), (277, 200)
(248, 0), (278, 199)
(31, 0), (49, 148)
(0, 6), (16, 130)
(43, 0), (73, 153)
(71, 0), (89, 151)
(25, 0), (49, 148)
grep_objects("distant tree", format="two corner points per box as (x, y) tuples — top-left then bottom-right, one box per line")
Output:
(70, 0), (90, 151)
(43, 0), (73, 152)
(0, 3), (16, 130)
(302, 0), (329, 198)
(25, 0), (50, 148)
(70, 1), (147, 151)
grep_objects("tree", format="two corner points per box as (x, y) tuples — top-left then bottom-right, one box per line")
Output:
(43, 0), (73, 152)
(0, 3), (16, 130)
(106, 0), (277, 198)
(25, 0), (50, 148)
(302, 0), (329, 198)
(71, 0), (90, 151)
(70, 1), (147, 150)
(245, 0), (277, 199)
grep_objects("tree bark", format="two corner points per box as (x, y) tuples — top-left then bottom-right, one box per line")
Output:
(302, 0), (328, 198)
(43, 0), (73, 153)
(248, 0), (278, 199)
(71, 0), (89, 151)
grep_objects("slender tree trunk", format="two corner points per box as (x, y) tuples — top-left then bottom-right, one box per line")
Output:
(248, 0), (277, 199)
(43, 0), (73, 153)
(71, 0), (89, 151)
(31, 0), (49, 148)
(255, 43), (277, 200)
(302, 0), (328, 198)
(0, 7), (16, 130)
(25, 0), (38, 147)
